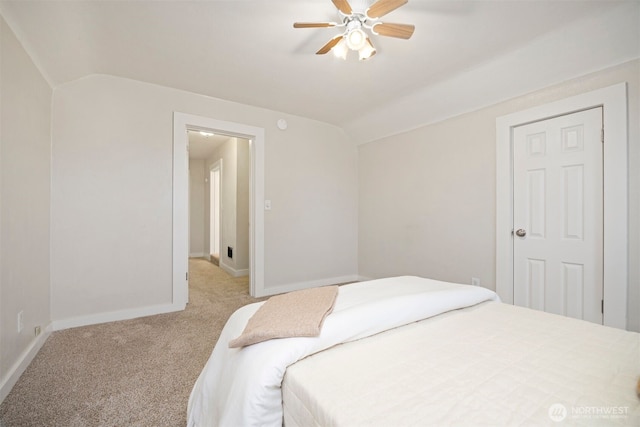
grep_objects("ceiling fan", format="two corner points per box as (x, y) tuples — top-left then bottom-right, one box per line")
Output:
(294, 0), (415, 61)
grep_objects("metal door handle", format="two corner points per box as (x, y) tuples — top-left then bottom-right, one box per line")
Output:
(515, 229), (527, 237)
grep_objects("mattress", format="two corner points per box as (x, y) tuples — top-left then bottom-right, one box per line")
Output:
(283, 301), (640, 426)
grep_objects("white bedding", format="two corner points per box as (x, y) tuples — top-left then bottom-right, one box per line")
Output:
(283, 301), (640, 426)
(187, 276), (499, 427)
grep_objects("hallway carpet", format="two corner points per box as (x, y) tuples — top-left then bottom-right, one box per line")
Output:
(0, 259), (263, 427)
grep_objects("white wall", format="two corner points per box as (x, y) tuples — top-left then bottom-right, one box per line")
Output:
(189, 158), (205, 256)
(0, 16), (52, 401)
(50, 74), (358, 326)
(266, 120), (359, 290)
(358, 59), (640, 332)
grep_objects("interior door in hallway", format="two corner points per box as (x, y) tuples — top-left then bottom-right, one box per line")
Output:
(209, 164), (221, 259)
(512, 107), (603, 324)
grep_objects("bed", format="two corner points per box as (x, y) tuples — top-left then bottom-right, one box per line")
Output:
(187, 276), (640, 427)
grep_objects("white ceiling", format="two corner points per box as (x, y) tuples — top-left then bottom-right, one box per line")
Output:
(1, 1), (638, 143)
(188, 131), (230, 160)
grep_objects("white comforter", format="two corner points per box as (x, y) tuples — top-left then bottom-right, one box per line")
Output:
(283, 302), (640, 426)
(186, 276), (500, 427)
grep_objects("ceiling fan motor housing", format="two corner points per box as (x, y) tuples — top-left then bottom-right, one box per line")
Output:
(345, 16), (368, 50)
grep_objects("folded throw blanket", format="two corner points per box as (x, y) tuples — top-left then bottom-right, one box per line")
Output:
(229, 285), (339, 348)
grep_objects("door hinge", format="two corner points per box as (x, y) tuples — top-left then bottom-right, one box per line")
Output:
(601, 128), (604, 143)
(186, 272), (188, 281)
(601, 299), (604, 314)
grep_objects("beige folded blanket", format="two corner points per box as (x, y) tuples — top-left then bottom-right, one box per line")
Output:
(229, 285), (339, 348)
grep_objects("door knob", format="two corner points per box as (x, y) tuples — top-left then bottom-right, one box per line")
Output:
(515, 229), (527, 237)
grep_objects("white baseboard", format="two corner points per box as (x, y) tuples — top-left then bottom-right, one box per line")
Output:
(0, 323), (52, 404)
(357, 275), (374, 282)
(219, 261), (249, 278)
(189, 252), (207, 258)
(51, 302), (186, 331)
(257, 274), (361, 297)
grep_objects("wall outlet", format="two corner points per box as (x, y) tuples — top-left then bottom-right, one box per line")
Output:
(17, 311), (24, 333)
(471, 277), (481, 287)
(227, 246), (233, 259)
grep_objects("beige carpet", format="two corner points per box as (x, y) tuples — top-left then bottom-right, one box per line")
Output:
(0, 259), (264, 427)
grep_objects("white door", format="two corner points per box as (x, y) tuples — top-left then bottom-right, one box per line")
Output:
(513, 107), (603, 324)
(209, 166), (221, 257)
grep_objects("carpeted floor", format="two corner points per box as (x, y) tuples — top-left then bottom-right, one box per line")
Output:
(0, 259), (264, 427)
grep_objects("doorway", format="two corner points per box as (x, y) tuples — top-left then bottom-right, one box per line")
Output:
(495, 83), (628, 329)
(173, 112), (266, 305)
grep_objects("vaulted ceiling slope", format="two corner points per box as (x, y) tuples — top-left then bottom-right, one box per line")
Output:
(1, 1), (638, 144)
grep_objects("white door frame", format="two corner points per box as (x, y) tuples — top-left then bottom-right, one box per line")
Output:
(173, 112), (265, 303)
(209, 160), (222, 259)
(496, 83), (628, 329)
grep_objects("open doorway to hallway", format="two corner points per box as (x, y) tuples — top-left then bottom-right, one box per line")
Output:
(188, 130), (250, 284)
(173, 112), (266, 302)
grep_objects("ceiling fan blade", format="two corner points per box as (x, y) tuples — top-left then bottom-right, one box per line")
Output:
(316, 35), (344, 55)
(332, 0), (353, 15)
(372, 22), (415, 39)
(366, 0), (408, 19)
(293, 22), (337, 28)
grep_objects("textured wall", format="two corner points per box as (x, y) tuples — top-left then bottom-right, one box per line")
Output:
(0, 15), (52, 395)
(359, 60), (640, 331)
(189, 158), (205, 256)
(50, 74), (358, 323)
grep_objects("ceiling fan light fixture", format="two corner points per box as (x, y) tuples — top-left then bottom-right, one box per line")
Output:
(358, 39), (376, 60)
(293, 0), (414, 60)
(346, 28), (367, 50)
(332, 38), (348, 60)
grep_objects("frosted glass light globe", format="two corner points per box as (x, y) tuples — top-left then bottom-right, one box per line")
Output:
(346, 28), (367, 50)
